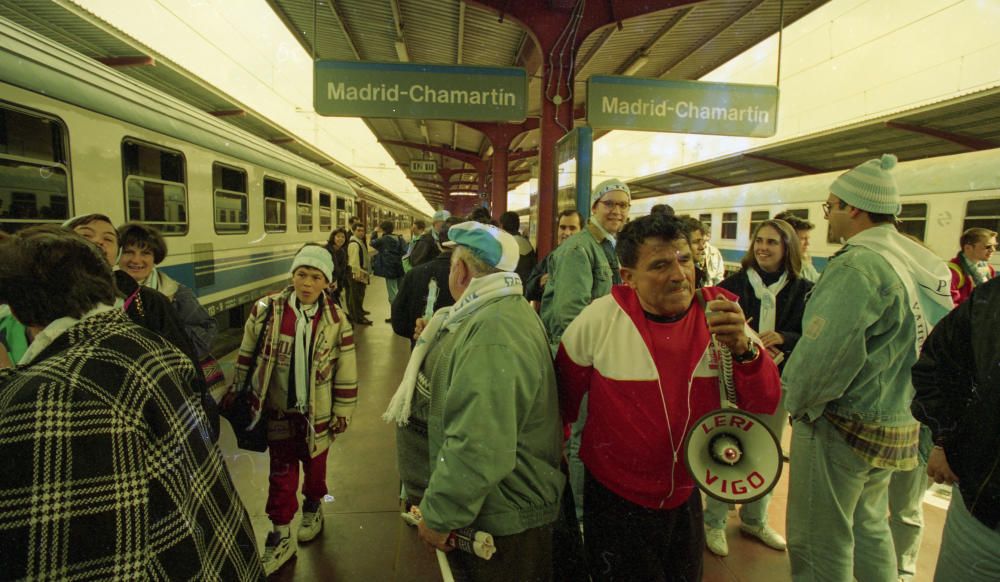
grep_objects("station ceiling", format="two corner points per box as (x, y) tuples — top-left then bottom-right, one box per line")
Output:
(268, 0), (830, 207)
(628, 85), (1000, 198)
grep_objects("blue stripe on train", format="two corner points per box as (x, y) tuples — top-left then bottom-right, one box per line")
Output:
(160, 253), (294, 297)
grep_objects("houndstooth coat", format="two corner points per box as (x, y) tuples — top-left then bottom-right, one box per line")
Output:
(0, 309), (264, 581)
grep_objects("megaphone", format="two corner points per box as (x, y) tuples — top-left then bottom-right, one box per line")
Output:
(683, 408), (783, 504)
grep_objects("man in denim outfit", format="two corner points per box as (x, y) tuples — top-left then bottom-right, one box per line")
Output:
(781, 154), (952, 582)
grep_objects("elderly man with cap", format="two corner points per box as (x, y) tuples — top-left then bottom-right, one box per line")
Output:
(781, 155), (952, 582)
(409, 209), (452, 268)
(383, 221), (564, 582)
(227, 243), (358, 576)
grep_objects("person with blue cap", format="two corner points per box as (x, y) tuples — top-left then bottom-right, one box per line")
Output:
(539, 177), (631, 530)
(782, 155), (953, 582)
(383, 221), (564, 581)
(409, 209), (451, 268)
(227, 243), (358, 576)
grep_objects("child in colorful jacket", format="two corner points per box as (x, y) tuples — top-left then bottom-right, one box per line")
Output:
(229, 244), (358, 576)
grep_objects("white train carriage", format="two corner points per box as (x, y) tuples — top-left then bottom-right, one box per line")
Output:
(0, 17), (419, 325)
(633, 148), (1000, 273)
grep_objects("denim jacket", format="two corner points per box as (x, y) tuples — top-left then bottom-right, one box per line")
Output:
(782, 243), (919, 426)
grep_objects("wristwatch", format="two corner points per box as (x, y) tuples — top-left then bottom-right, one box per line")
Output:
(732, 337), (759, 364)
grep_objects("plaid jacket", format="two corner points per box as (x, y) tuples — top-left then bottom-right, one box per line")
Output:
(0, 310), (264, 581)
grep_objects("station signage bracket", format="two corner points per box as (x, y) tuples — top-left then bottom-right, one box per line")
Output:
(315, 60), (528, 122)
(587, 76), (779, 138)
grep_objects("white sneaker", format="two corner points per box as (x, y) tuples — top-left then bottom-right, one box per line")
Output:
(739, 523), (787, 551)
(298, 506), (324, 543)
(262, 530), (297, 575)
(705, 526), (729, 557)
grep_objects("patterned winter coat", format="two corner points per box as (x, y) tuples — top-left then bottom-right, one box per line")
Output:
(230, 287), (358, 457)
(0, 309), (263, 581)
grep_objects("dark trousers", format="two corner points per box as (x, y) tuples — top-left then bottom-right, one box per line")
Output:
(448, 523), (554, 582)
(584, 470), (704, 582)
(347, 278), (367, 322)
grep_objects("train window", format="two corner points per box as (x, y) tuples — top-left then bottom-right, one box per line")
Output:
(319, 192), (332, 231)
(122, 140), (187, 234)
(296, 186), (313, 232)
(897, 203), (928, 241)
(749, 210), (770, 236)
(212, 163), (248, 234)
(784, 208), (809, 219)
(0, 105), (72, 234)
(335, 196), (347, 227)
(721, 212), (738, 240)
(264, 177), (286, 233)
(698, 213), (712, 236)
(963, 199), (1000, 234)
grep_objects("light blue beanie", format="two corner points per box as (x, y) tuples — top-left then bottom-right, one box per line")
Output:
(830, 154), (901, 216)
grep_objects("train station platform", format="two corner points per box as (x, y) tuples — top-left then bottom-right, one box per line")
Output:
(217, 278), (948, 581)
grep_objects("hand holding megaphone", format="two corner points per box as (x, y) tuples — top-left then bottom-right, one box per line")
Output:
(705, 297), (752, 356)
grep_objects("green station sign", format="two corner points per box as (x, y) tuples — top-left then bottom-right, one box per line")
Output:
(314, 60), (528, 122)
(587, 76), (779, 138)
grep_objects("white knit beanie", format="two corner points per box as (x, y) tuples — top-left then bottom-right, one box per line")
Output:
(291, 245), (333, 282)
(829, 154), (901, 216)
(591, 178), (631, 208)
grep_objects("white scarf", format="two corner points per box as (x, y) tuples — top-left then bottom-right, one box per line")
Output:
(143, 268), (161, 292)
(383, 271), (523, 425)
(19, 304), (115, 365)
(289, 295), (320, 411)
(745, 268), (788, 334)
(846, 225), (953, 354)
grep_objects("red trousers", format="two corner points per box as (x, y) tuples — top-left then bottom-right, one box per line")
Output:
(265, 415), (329, 525)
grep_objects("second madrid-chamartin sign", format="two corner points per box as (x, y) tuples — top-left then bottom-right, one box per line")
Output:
(587, 76), (779, 138)
(314, 60), (528, 122)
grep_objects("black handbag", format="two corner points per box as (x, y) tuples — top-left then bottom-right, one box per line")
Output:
(221, 303), (273, 452)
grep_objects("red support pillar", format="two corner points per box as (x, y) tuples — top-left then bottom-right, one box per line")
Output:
(460, 120), (539, 220)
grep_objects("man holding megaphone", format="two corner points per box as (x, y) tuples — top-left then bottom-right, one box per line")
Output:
(555, 214), (781, 582)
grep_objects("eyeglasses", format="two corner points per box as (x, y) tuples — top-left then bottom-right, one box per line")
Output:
(599, 200), (630, 211)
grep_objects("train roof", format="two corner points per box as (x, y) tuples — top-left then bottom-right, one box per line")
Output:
(0, 17), (363, 199)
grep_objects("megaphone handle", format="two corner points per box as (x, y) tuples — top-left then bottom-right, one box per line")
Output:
(714, 336), (738, 408)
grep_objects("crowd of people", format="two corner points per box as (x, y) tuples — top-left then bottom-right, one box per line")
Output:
(0, 153), (998, 582)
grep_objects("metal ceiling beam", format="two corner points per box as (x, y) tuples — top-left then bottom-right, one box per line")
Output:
(266, 0), (316, 56)
(508, 148), (539, 162)
(389, 0), (409, 62)
(210, 109), (246, 117)
(381, 139), (486, 169)
(653, 0), (765, 78)
(614, 8), (691, 76)
(325, 0), (362, 60)
(883, 120), (997, 151)
(742, 153), (821, 174)
(457, 1), (466, 64)
(575, 26), (614, 74)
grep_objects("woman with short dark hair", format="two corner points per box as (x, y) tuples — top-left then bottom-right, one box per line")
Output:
(116, 222), (217, 359)
(0, 227), (263, 580)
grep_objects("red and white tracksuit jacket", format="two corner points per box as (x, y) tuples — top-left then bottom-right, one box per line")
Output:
(555, 285), (781, 510)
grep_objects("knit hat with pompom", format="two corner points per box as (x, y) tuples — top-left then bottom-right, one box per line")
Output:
(829, 154), (901, 216)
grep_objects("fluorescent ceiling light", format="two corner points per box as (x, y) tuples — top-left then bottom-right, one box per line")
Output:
(623, 54), (649, 77)
(420, 122), (429, 141)
(834, 147), (868, 157)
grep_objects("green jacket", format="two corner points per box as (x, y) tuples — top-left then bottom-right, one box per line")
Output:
(0, 307), (28, 364)
(782, 240), (920, 426)
(540, 223), (619, 353)
(420, 294), (564, 536)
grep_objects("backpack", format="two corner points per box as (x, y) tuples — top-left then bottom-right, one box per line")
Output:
(373, 235), (406, 279)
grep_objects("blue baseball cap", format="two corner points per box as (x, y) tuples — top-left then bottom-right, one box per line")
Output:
(443, 221), (519, 272)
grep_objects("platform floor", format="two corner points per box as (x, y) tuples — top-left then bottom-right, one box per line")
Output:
(217, 278), (946, 581)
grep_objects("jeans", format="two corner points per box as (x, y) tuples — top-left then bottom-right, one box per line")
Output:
(888, 426), (931, 580)
(934, 487), (1000, 582)
(567, 395), (588, 521)
(786, 416), (897, 582)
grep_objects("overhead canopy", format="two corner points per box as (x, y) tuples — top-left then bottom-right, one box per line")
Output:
(267, 0), (830, 206)
(628, 85), (1000, 198)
